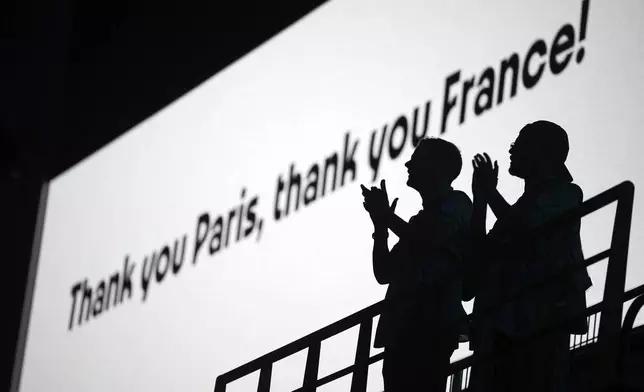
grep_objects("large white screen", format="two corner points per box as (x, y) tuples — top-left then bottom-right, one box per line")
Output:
(19, 0), (644, 391)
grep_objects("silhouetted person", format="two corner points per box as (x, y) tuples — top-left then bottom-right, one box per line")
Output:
(361, 137), (472, 391)
(467, 121), (592, 392)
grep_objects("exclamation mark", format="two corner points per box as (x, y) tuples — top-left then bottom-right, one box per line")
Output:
(577, 0), (590, 63)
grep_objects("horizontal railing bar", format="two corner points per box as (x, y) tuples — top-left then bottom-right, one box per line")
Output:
(297, 364), (354, 391)
(291, 352), (386, 392)
(625, 284), (644, 302)
(585, 249), (612, 268)
(368, 351), (385, 366)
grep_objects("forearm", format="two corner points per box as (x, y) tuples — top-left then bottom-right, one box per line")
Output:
(471, 193), (487, 239)
(383, 212), (413, 241)
(487, 188), (511, 220)
(372, 225), (392, 284)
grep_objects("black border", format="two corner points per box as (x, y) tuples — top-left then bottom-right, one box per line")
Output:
(10, 181), (49, 392)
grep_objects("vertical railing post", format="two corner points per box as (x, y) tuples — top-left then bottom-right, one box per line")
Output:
(302, 341), (321, 391)
(350, 319), (373, 392)
(596, 182), (634, 387)
(214, 375), (227, 392)
(258, 364), (273, 392)
(450, 371), (463, 392)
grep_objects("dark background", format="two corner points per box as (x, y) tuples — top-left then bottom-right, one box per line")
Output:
(1, 0), (326, 389)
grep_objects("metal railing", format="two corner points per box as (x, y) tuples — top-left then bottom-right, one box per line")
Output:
(213, 181), (636, 392)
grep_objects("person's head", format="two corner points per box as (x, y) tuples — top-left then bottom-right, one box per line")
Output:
(405, 137), (462, 193)
(508, 120), (572, 181)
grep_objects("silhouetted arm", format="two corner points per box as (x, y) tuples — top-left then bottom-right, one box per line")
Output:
(372, 224), (395, 285)
(362, 181), (401, 284)
(471, 156), (492, 264)
(486, 188), (511, 221)
(470, 191), (506, 274)
(471, 192), (487, 240)
(463, 194), (485, 302)
(472, 153), (508, 220)
(383, 212), (415, 242)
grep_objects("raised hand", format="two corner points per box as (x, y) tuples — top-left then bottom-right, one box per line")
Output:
(472, 153), (498, 196)
(361, 179), (398, 226)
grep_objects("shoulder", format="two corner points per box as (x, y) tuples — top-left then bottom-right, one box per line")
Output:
(539, 182), (583, 206)
(443, 190), (473, 207)
(566, 183), (583, 200)
(442, 190), (472, 212)
(439, 190), (472, 224)
(535, 182), (584, 219)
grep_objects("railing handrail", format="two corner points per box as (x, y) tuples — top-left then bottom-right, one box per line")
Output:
(214, 181), (635, 391)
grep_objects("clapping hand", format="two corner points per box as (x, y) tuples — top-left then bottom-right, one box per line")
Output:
(361, 179), (398, 227)
(472, 153), (498, 196)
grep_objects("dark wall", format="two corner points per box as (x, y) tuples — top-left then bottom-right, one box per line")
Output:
(3, 0), (329, 180)
(2, 179), (44, 392)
